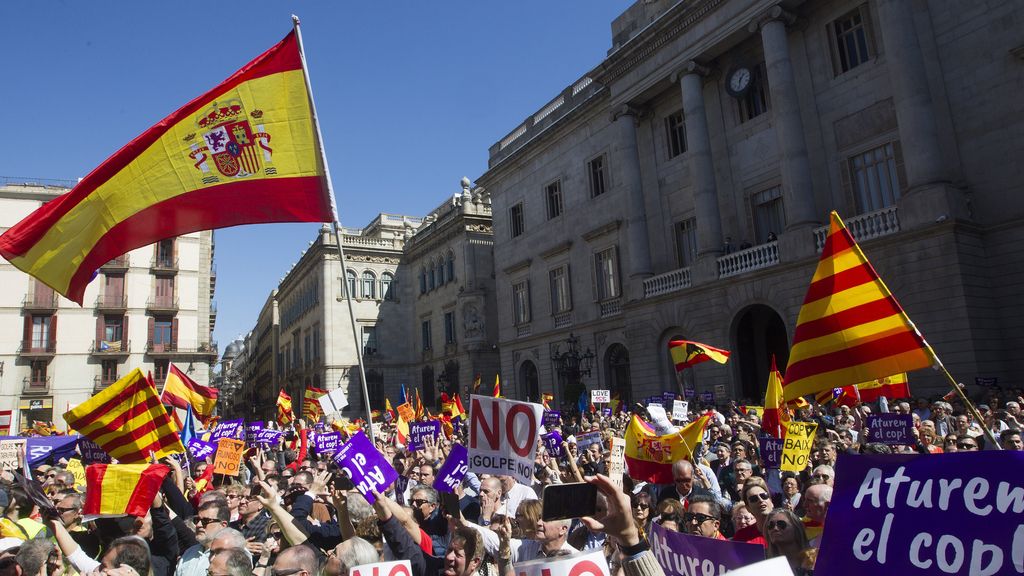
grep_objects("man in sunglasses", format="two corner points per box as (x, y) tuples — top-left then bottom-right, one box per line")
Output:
(682, 495), (726, 540)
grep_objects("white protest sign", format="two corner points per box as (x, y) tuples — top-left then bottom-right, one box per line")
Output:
(349, 560), (412, 576)
(646, 405), (677, 435)
(724, 557), (793, 576)
(609, 437), (625, 489)
(591, 389), (610, 404)
(318, 388), (349, 415)
(514, 549), (611, 576)
(0, 439), (25, 471)
(468, 395), (542, 485)
(672, 400), (689, 421)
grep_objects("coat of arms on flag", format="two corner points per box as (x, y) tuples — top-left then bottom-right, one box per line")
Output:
(188, 99), (273, 181)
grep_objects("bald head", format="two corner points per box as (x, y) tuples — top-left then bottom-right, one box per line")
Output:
(273, 544), (320, 575)
(672, 460), (694, 496)
(804, 484), (833, 522)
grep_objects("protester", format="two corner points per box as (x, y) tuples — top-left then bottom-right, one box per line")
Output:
(764, 508), (814, 575)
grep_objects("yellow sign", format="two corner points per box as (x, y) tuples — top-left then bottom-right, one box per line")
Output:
(780, 421), (817, 472)
(396, 402), (415, 422)
(66, 459), (87, 490)
(212, 438), (245, 476)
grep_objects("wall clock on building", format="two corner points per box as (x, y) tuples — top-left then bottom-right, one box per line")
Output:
(726, 65), (753, 98)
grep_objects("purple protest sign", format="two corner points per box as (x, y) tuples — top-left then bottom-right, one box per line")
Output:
(699, 391), (714, 405)
(601, 407), (612, 417)
(211, 419), (244, 441)
(314, 432), (342, 455)
(433, 443), (468, 493)
(407, 421), (440, 452)
(333, 430), (397, 504)
(865, 414), (914, 445)
(684, 387), (695, 399)
(78, 438), (111, 464)
(543, 431), (563, 458)
(542, 411), (561, 427)
(254, 429), (284, 447)
(662, 392), (676, 404)
(188, 438), (217, 461)
(649, 522), (763, 575)
(246, 422), (264, 444)
(758, 435), (785, 469)
(817, 451), (1024, 576)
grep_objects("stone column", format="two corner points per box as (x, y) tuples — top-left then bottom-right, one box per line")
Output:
(612, 105), (653, 279)
(754, 7), (818, 229)
(675, 61), (724, 258)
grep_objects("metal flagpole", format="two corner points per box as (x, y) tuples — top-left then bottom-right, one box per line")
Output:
(291, 16), (376, 445)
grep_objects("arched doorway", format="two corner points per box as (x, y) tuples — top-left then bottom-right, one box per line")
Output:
(421, 365), (435, 407)
(519, 361), (539, 402)
(734, 305), (790, 402)
(605, 344), (631, 407)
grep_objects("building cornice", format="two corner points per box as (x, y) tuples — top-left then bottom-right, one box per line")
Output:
(582, 219), (623, 242)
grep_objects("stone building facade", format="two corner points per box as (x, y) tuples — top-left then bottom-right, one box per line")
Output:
(478, 0), (1024, 406)
(0, 181), (217, 430)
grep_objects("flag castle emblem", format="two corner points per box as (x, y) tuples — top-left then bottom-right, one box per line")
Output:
(187, 99), (273, 180)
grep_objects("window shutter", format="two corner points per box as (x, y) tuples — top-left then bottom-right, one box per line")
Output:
(526, 280), (532, 323)
(148, 317), (155, 345)
(171, 318), (179, 349)
(591, 253), (599, 302)
(613, 245), (622, 298)
(566, 264), (573, 309)
(49, 315), (57, 348)
(96, 316), (105, 349)
(23, 315), (32, 346)
(123, 315), (130, 347)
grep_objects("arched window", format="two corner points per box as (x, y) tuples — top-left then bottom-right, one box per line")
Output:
(429, 261), (436, 291)
(419, 268), (427, 294)
(446, 251), (455, 282)
(381, 272), (395, 301)
(361, 271), (376, 299)
(437, 257), (445, 285)
(345, 270), (357, 298)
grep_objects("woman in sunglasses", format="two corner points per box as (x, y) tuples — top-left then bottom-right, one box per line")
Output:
(764, 508), (814, 575)
(732, 477), (772, 547)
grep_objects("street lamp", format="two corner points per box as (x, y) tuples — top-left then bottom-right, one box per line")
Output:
(550, 333), (595, 405)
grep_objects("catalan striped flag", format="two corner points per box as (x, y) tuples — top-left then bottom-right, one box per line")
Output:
(761, 357), (789, 439)
(276, 390), (294, 426)
(783, 212), (933, 401)
(63, 369), (185, 463)
(669, 340), (730, 371)
(493, 375), (501, 398)
(304, 386), (327, 422)
(83, 463), (170, 519)
(856, 373), (911, 402)
(0, 30), (332, 304)
(161, 363), (218, 424)
(415, 389), (424, 420)
(624, 413), (709, 484)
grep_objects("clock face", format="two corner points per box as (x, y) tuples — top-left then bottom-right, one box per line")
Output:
(728, 67), (752, 97)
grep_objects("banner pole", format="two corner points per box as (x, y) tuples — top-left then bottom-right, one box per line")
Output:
(936, 362), (1000, 450)
(291, 16), (376, 444)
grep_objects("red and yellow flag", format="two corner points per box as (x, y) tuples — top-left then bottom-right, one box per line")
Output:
(783, 212), (933, 401)
(541, 393), (554, 410)
(161, 363), (218, 424)
(0, 31), (332, 304)
(493, 374), (502, 398)
(624, 414), (709, 484)
(304, 386), (327, 422)
(761, 358), (789, 439)
(276, 389), (294, 426)
(472, 374), (482, 395)
(415, 389), (424, 420)
(83, 463), (170, 518)
(857, 373), (910, 402)
(669, 340), (730, 371)
(63, 369), (185, 463)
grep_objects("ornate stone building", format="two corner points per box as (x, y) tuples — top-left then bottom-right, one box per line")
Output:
(478, 0), (1024, 406)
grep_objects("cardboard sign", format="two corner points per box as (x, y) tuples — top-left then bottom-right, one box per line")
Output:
(319, 387), (349, 416)
(78, 438), (111, 464)
(433, 443), (468, 493)
(817, 452), (1024, 576)
(333, 430), (398, 504)
(514, 549), (610, 576)
(210, 419), (244, 441)
(349, 560), (411, 576)
(314, 432), (343, 455)
(0, 439), (25, 471)
(575, 431), (603, 450)
(672, 400), (688, 421)
(649, 522), (764, 576)
(408, 421), (440, 452)
(467, 395), (542, 485)
(542, 410), (561, 427)
(542, 431), (563, 459)
(212, 438), (245, 476)
(66, 458), (87, 490)
(758, 435), (785, 469)
(609, 437), (626, 488)
(591, 389), (610, 404)
(395, 402), (415, 422)
(187, 438), (216, 460)
(780, 421), (817, 472)
(646, 405), (676, 436)
(865, 414), (914, 445)
(246, 422), (264, 444)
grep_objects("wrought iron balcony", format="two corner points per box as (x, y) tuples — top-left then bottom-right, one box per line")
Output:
(101, 255), (130, 271)
(22, 293), (58, 311)
(95, 293), (128, 311)
(22, 377), (50, 395)
(150, 257), (179, 273)
(91, 339), (131, 356)
(145, 296), (179, 313)
(18, 341), (56, 357)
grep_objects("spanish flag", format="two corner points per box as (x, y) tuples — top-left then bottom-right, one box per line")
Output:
(83, 463), (170, 519)
(783, 212), (933, 401)
(472, 374), (482, 395)
(453, 395), (467, 420)
(63, 369), (185, 463)
(304, 386), (327, 422)
(161, 363), (218, 424)
(385, 398), (396, 421)
(624, 414), (709, 484)
(276, 389), (294, 426)
(760, 358), (789, 439)
(0, 30), (332, 304)
(857, 373), (911, 402)
(669, 340), (730, 371)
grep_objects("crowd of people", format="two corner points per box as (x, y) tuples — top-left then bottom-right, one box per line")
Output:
(0, 384), (1021, 576)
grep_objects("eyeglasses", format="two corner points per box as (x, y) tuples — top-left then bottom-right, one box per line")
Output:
(683, 512), (716, 525)
(957, 442), (978, 449)
(746, 492), (771, 503)
(197, 517), (225, 526)
(56, 507), (77, 514)
(227, 494), (241, 500)
(767, 520), (790, 530)
(634, 503), (650, 510)
(410, 499), (435, 507)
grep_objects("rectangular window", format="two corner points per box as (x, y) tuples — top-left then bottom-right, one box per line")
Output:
(545, 180), (563, 220)
(674, 218), (698, 267)
(313, 323), (321, 359)
(513, 281), (531, 325)
(588, 155), (608, 198)
(444, 311), (456, 344)
(153, 318), (172, 346)
(549, 266), (572, 314)
(30, 361), (46, 385)
(104, 316), (123, 342)
(594, 247), (620, 301)
(739, 63), (770, 122)
(155, 239), (174, 267)
(510, 202), (525, 238)
(831, 5), (873, 75)
(665, 110), (687, 158)
(101, 360), (118, 384)
(752, 186), (785, 244)
(155, 277), (174, 307)
(304, 331), (311, 365)
(421, 320), (432, 351)
(154, 360), (169, 383)
(31, 316), (50, 348)
(850, 142), (903, 213)
(363, 326), (378, 355)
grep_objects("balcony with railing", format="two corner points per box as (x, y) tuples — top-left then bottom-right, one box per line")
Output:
(23, 377), (50, 395)
(150, 257), (179, 274)
(553, 311), (573, 329)
(146, 340), (218, 358)
(516, 324), (532, 338)
(93, 374), (120, 392)
(101, 255), (130, 271)
(91, 339), (130, 356)
(146, 296), (179, 313)
(643, 267), (692, 298)
(599, 298), (623, 318)
(96, 293), (128, 311)
(814, 206), (900, 251)
(18, 341), (55, 357)
(22, 292), (58, 311)
(718, 241), (780, 279)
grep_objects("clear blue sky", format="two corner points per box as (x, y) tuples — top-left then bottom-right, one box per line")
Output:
(1, 2), (629, 351)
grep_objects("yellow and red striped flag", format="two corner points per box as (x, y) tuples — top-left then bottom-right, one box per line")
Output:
(493, 374), (501, 398)
(783, 212), (933, 401)
(63, 369), (185, 463)
(541, 393), (554, 411)
(276, 389), (294, 426)
(471, 374), (482, 395)
(760, 357), (789, 439)
(856, 373), (911, 402)
(303, 386), (327, 422)
(83, 463), (170, 519)
(161, 363), (218, 424)
(669, 340), (730, 371)
(0, 30), (332, 304)
(415, 389), (424, 420)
